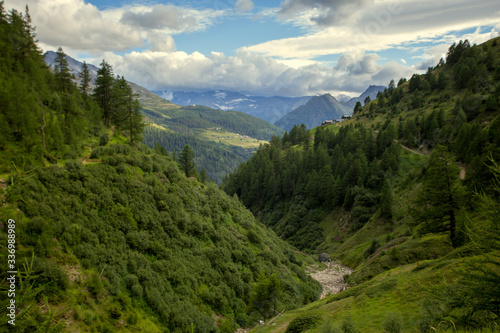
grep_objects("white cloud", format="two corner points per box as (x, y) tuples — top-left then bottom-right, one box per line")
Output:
(3, 0), (226, 53)
(119, 4), (226, 34)
(85, 48), (416, 97)
(235, 0), (254, 14)
(248, 0), (500, 59)
(278, 0), (374, 27)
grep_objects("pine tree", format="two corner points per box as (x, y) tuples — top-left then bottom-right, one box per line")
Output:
(353, 101), (362, 114)
(93, 60), (114, 127)
(200, 168), (208, 183)
(179, 145), (196, 177)
(388, 79), (396, 93)
(54, 47), (72, 93)
(79, 61), (91, 97)
(416, 145), (462, 247)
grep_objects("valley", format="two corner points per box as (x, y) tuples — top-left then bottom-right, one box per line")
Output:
(0, 3), (499, 333)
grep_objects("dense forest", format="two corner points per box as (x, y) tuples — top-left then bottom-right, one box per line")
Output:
(0, 4), (320, 332)
(223, 38), (500, 332)
(143, 125), (255, 184)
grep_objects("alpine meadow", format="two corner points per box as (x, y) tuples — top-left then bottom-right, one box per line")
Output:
(0, 1), (499, 333)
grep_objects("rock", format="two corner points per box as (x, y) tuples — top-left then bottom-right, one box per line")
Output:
(318, 253), (330, 262)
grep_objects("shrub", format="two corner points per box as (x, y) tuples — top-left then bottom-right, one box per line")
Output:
(383, 312), (403, 333)
(341, 317), (359, 333)
(363, 238), (381, 258)
(99, 132), (109, 146)
(285, 313), (322, 333)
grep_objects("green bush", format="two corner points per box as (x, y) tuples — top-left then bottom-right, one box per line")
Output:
(285, 313), (322, 333)
(100, 132), (109, 146)
(383, 312), (403, 333)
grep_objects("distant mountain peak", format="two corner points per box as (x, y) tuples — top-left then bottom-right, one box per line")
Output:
(275, 93), (352, 131)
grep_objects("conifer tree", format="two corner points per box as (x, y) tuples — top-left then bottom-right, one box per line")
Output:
(179, 145), (196, 177)
(79, 61), (91, 97)
(93, 59), (114, 127)
(54, 47), (72, 93)
(416, 145), (462, 246)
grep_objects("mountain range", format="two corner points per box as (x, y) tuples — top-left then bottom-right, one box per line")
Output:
(155, 89), (312, 124)
(156, 86), (385, 129)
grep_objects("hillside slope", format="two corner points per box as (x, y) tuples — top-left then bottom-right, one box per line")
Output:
(223, 37), (500, 332)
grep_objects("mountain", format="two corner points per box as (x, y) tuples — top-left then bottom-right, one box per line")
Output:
(154, 90), (311, 124)
(223, 37), (500, 332)
(274, 93), (352, 131)
(44, 50), (99, 85)
(335, 93), (352, 102)
(43, 51), (284, 184)
(345, 84), (386, 109)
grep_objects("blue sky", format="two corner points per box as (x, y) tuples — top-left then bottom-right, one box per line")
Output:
(5, 0), (500, 97)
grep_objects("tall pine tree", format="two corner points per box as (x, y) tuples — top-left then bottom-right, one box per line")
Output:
(179, 145), (196, 177)
(79, 61), (91, 97)
(415, 145), (462, 247)
(93, 59), (114, 127)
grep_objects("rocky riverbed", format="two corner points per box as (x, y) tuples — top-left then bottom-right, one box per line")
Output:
(308, 262), (353, 299)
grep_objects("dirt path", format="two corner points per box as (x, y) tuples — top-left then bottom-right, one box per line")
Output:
(308, 262), (353, 299)
(0, 178), (8, 203)
(394, 139), (426, 156)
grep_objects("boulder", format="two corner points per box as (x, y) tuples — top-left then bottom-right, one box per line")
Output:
(318, 253), (330, 262)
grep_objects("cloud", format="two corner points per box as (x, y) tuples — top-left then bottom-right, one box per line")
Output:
(3, 0), (226, 53)
(250, 0), (500, 59)
(147, 33), (177, 53)
(120, 5), (197, 31)
(278, 0), (373, 26)
(93, 48), (418, 97)
(235, 0), (254, 14)
(4, 0), (144, 52)
(119, 4), (225, 34)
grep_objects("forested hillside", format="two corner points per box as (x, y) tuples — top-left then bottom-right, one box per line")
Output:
(223, 37), (500, 332)
(139, 92), (284, 184)
(0, 5), (320, 332)
(42, 49), (284, 184)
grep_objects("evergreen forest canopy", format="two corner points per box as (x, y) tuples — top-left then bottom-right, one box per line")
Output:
(0, 4), (320, 332)
(223, 37), (500, 331)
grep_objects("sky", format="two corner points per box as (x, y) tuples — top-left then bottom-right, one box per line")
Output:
(4, 0), (500, 97)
